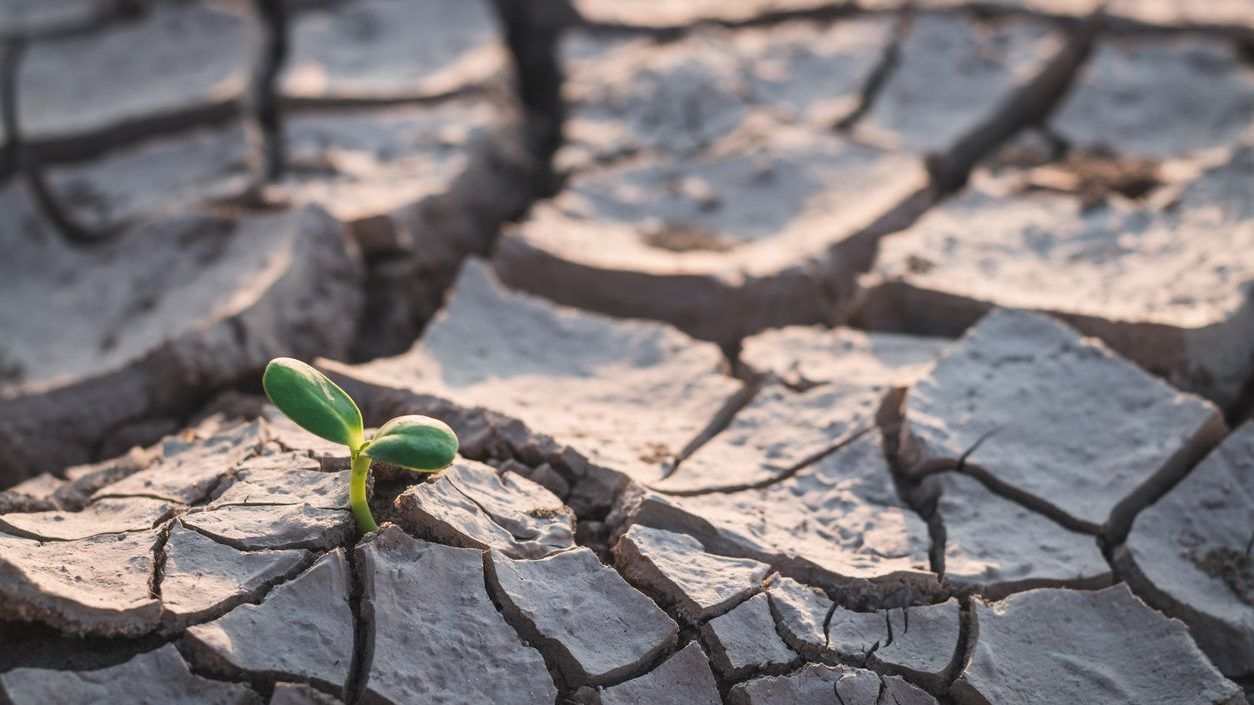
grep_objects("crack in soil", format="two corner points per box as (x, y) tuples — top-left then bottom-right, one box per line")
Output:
(479, 550), (569, 695)
(176, 544), (352, 700)
(343, 537), (373, 705)
(0, 0), (148, 43)
(653, 426), (875, 497)
(946, 596), (979, 692)
(835, 7), (909, 131)
(940, 430), (1107, 537)
(875, 390), (963, 604)
(245, 0), (287, 187)
(0, 620), (172, 675)
(820, 600), (839, 656)
(660, 377), (762, 482)
(0, 39), (20, 180)
(931, 9), (1097, 194)
(147, 518), (175, 601)
(174, 641), (279, 702)
(0, 35), (122, 246)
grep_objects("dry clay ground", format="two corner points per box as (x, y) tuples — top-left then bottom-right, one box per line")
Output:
(0, 0), (1253, 703)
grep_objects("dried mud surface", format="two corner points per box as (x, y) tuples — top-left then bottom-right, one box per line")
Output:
(1, 0), (1253, 703)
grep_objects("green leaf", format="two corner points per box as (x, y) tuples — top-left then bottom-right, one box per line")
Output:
(262, 358), (364, 449)
(364, 415), (458, 472)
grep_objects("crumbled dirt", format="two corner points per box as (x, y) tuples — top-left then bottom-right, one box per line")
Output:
(638, 443), (673, 465)
(1194, 547), (1254, 607)
(1024, 151), (1162, 208)
(641, 225), (735, 253)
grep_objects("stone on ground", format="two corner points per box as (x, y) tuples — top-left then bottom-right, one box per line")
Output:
(356, 526), (557, 705)
(283, 0), (505, 103)
(868, 598), (962, 693)
(393, 460), (575, 559)
(576, 641), (721, 705)
(619, 433), (938, 607)
(496, 126), (929, 345)
(900, 308), (1226, 537)
(159, 523), (312, 632)
(1114, 422), (1254, 678)
(925, 472), (1112, 598)
(701, 592), (797, 680)
(951, 585), (1246, 705)
(0, 529), (161, 636)
(859, 143), (1254, 408)
(766, 576), (833, 659)
(728, 662), (938, 705)
(183, 550), (354, 698)
(0, 193), (362, 485)
(1049, 35), (1254, 160)
(487, 547), (679, 687)
(18, 1), (248, 146)
(0, 644), (260, 705)
(740, 326), (948, 390)
(612, 524), (771, 622)
(0, 496), (173, 540)
(323, 260), (744, 511)
(181, 504), (353, 552)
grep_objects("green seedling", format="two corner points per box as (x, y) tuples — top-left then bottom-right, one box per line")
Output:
(262, 357), (458, 533)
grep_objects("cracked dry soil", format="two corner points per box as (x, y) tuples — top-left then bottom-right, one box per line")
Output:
(2, 0), (1254, 703)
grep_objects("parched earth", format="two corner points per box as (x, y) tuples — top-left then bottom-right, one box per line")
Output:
(1, 0), (1253, 704)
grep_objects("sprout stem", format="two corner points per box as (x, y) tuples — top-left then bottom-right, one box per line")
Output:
(349, 451), (378, 533)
